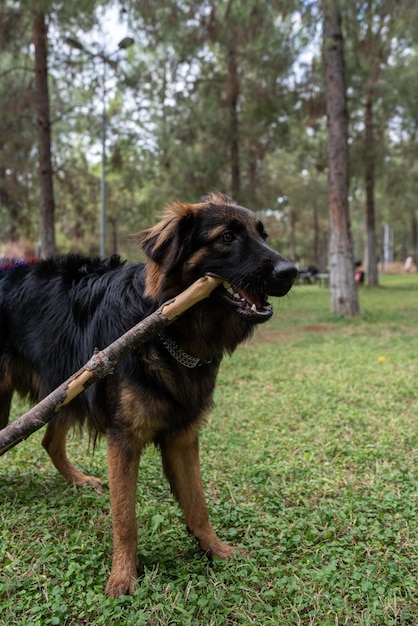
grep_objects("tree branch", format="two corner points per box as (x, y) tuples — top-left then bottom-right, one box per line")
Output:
(0, 275), (222, 456)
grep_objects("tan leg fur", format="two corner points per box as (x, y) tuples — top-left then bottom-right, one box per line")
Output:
(42, 420), (101, 489)
(159, 426), (237, 559)
(105, 432), (142, 598)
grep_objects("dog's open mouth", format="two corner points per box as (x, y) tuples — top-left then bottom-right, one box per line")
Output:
(216, 280), (273, 322)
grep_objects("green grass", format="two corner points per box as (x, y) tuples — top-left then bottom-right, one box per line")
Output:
(1, 274), (418, 624)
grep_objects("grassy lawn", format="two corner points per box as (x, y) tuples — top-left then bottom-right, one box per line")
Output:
(1, 274), (418, 625)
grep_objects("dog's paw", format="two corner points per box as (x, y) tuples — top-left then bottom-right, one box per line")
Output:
(105, 573), (136, 598)
(198, 534), (248, 560)
(208, 542), (248, 560)
(73, 475), (102, 490)
(191, 526), (248, 560)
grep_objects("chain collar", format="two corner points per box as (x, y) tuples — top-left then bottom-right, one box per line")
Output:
(158, 332), (219, 368)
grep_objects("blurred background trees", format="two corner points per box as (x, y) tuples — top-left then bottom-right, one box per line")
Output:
(0, 0), (417, 283)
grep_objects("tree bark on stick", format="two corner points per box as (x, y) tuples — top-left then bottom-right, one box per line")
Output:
(0, 276), (222, 456)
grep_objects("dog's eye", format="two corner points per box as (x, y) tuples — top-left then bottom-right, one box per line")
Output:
(221, 231), (235, 243)
(256, 220), (268, 241)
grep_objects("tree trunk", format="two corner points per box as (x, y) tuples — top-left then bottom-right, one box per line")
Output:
(322, 2), (359, 316)
(227, 46), (240, 198)
(33, 12), (56, 258)
(365, 90), (378, 284)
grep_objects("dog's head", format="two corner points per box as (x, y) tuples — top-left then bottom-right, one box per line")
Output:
(135, 192), (297, 324)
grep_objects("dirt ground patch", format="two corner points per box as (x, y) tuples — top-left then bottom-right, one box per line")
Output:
(256, 324), (335, 342)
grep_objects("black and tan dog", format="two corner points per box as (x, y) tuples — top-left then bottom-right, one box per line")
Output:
(0, 192), (297, 597)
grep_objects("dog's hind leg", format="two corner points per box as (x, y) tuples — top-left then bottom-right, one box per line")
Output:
(0, 388), (12, 429)
(42, 418), (101, 489)
(105, 431), (142, 598)
(159, 426), (238, 559)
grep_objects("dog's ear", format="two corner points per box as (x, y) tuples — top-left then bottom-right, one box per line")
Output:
(134, 203), (197, 272)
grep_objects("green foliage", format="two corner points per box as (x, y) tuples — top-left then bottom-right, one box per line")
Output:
(0, 1), (418, 264)
(1, 275), (418, 623)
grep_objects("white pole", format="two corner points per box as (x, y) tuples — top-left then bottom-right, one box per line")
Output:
(100, 60), (106, 258)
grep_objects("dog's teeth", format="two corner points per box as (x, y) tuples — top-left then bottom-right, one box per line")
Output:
(222, 282), (247, 303)
(251, 303), (257, 312)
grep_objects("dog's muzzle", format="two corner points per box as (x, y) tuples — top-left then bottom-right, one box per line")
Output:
(268, 260), (298, 297)
(213, 259), (297, 324)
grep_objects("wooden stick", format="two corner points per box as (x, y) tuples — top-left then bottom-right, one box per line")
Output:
(0, 275), (222, 456)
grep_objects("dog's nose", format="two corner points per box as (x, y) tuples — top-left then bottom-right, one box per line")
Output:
(268, 260), (298, 297)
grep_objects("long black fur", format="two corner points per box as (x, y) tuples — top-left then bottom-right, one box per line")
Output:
(0, 255), (154, 432)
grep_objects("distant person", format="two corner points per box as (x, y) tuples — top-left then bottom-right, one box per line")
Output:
(404, 256), (413, 272)
(306, 265), (319, 277)
(298, 264), (319, 284)
(354, 260), (365, 284)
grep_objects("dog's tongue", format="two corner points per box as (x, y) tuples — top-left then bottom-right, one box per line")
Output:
(218, 280), (273, 321)
(233, 286), (263, 308)
(222, 281), (267, 311)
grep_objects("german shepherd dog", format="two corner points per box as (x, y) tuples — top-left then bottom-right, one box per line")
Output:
(0, 192), (297, 597)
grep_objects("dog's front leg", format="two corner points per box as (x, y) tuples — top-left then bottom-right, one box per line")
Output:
(159, 427), (237, 559)
(105, 432), (141, 598)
